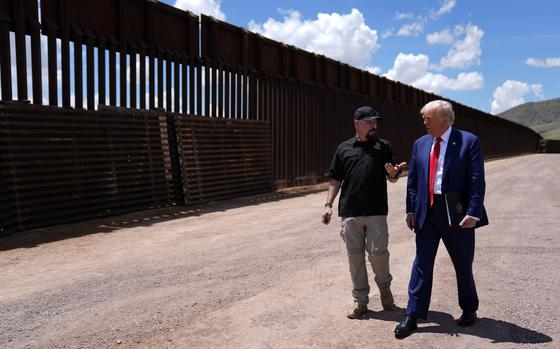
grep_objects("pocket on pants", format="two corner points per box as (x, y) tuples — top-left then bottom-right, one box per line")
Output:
(339, 229), (346, 242)
(340, 217), (348, 242)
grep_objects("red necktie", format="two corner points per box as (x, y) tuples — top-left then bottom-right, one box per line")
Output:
(429, 137), (442, 208)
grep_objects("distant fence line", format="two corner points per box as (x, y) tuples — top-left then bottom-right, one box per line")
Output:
(0, 0), (544, 235)
(543, 140), (560, 153)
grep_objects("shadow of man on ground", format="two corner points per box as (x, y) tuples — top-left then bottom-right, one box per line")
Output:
(361, 307), (552, 345)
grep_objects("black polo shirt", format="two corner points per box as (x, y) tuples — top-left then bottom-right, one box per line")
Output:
(328, 136), (397, 217)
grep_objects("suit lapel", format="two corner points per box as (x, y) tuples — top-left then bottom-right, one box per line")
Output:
(442, 128), (459, 183)
(422, 136), (434, 185)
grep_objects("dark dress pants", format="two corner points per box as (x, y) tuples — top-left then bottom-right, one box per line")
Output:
(405, 199), (479, 319)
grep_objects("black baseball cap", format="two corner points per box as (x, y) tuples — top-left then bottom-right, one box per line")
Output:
(353, 106), (382, 121)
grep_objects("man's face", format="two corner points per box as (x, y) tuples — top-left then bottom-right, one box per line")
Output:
(354, 119), (378, 140)
(422, 109), (449, 137)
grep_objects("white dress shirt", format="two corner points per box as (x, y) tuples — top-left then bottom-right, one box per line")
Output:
(430, 126), (479, 221)
(431, 126), (452, 195)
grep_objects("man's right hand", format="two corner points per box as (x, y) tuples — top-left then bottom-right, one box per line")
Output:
(322, 208), (332, 225)
(406, 213), (416, 231)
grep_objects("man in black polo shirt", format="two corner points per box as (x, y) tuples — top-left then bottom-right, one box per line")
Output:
(322, 105), (406, 319)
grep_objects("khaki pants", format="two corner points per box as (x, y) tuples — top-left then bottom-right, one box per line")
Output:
(340, 216), (393, 305)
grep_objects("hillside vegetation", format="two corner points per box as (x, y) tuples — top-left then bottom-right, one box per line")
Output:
(498, 98), (560, 139)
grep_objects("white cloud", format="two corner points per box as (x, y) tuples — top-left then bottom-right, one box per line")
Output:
(248, 9), (380, 68)
(531, 84), (544, 98)
(397, 22), (424, 37)
(431, 0), (457, 19)
(388, 1), (456, 39)
(385, 53), (483, 94)
(525, 57), (560, 68)
(386, 1), (455, 40)
(394, 12), (413, 20)
(386, 53), (430, 83)
(174, 0), (226, 21)
(426, 28), (453, 45)
(415, 71), (483, 93)
(436, 24), (484, 70)
(381, 30), (394, 39)
(364, 66), (382, 75)
(491, 80), (544, 114)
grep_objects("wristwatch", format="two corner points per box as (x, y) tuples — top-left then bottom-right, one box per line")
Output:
(324, 203), (333, 208)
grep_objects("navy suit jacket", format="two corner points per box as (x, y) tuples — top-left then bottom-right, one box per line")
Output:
(406, 128), (488, 232)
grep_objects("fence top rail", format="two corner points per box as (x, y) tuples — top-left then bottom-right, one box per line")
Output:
(40, 0), (199, 57)
(0, 0), (543, 141)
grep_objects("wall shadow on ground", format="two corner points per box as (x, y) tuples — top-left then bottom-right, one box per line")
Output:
(0, 185), (327, 252)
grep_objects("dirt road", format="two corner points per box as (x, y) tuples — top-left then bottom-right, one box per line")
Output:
(1, 154), (559, 349)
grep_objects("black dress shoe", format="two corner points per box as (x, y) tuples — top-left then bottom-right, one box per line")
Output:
(457, 310), (477, 327)
(394, 316), (417, 339)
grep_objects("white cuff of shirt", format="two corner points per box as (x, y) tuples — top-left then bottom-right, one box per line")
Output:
(466, 215), (479, 221)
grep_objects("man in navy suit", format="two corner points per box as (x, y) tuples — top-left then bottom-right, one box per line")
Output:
(395, 100), (488, 339)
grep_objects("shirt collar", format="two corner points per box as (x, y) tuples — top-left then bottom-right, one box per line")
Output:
(438, 126), (452, 144)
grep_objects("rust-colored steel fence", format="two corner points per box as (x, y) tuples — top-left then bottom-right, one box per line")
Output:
(173, 115), (273, 204)
(0, 0), (543, 235)
(0, 102), (174, 234)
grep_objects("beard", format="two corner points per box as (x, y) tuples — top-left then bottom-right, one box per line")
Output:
(365, 128), (377, 140)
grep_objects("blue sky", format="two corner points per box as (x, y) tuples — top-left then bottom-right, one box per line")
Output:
(168, 0), (560, 114)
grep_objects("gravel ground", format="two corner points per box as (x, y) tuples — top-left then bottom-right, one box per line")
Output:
(0, 153), (559, 349)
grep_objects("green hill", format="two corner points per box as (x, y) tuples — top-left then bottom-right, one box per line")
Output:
(498, 98), (560, 139)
